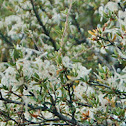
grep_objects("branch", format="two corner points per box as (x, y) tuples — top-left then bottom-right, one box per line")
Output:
(0, 31), (13, 46)
(118, 2), (125, 12)
(0, 110), (18, 124)
(53, 110), (83, 126)
(41, 123), (69, 125)
(60, 0), (73, 50)
(67, 84), (76, 121)
(30, 0), (57, 51)
(0, 97), (48, 111)
(28, 123), (69, 126)
(47, 90), (83, 126)
(89, 81), (126, 98)
(0, 90), (84, 125)
(89, 81), (111, 89)
(98, 36), (122, 50)
(44, 92), (74, 123)
(77, 102), (92, 107)
(39, 114), (60, 122)
(0, 91), (85, 125)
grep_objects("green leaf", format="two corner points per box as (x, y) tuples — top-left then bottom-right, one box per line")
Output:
(33, 72), (40, 82)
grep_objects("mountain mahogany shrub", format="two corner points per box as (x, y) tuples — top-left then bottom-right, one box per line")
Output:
(0, 0), (126, 126)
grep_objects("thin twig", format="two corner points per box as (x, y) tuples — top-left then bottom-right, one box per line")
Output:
(0, 110), (19, 124)
(0, 97), (48, 111)
(89, 81), (126, 97)
(73, 46), (94, 59)
(60, 0), (73, 50)
(77, 102), (92, 107)
(0, 31), (13, 46)
(30, 0), (57, 51)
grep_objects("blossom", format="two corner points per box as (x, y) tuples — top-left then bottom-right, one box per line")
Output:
(116, 47), (126, 59)
(100, 47), (107, 54)
(104, 2), (118, 12)
(75, 63), (91, 79)
(1, 67), (17, 87)
(118, 10), (126, 26)
(52, 12), (61, 25)
(74, 83), (87, 103)
(99, 6), (104, 22)
(5, 15), (21, 25)
(98, 94), (108, 107)
(62, 56), (72, 68)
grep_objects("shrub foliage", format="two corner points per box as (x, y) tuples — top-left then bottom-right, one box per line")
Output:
(0, 0), (126, 125)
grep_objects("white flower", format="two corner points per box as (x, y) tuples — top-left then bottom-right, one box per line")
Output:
(116, 47), (126, 59)
(98, 94), (108, 107)
(56, 89), (62, 97)
(122, 67), (126, 73)
(120, 122), (126, 126)
(1, 67), (18, 87)
(0, 63), (7, 72)
(118, 10), (126, 20)
(88, 107), (96, 119)
(107, 66), (126, 92)
(76, 63), (91, 79)
(43, 60), (50, 69)
(52, 13), (61, 25)
(0, 21), (4, 29)
(52, 9), (61, 25)
(43, 44), (54, 50)
(70, 25), (76, 33)
(100, 47), (107, 54)
(86, 86), (95, 95)
(41, 14), (48, 25)
(103, 28), (118, 34)
(104, 2), (118, 12)
(113, 115), (119, 120)
(74, 84), (87, 102)
(74, 82), (94, 102)
(62, 56), (72, 68)
(21, 60), (33, 77)
(99, 6), (104, 22)
(24, 111), (31, 120)
(5, 15), (21, 25)
(55, 0), (59, 4)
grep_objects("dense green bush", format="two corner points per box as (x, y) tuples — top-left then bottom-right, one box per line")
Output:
(0, 0), (125, 125)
